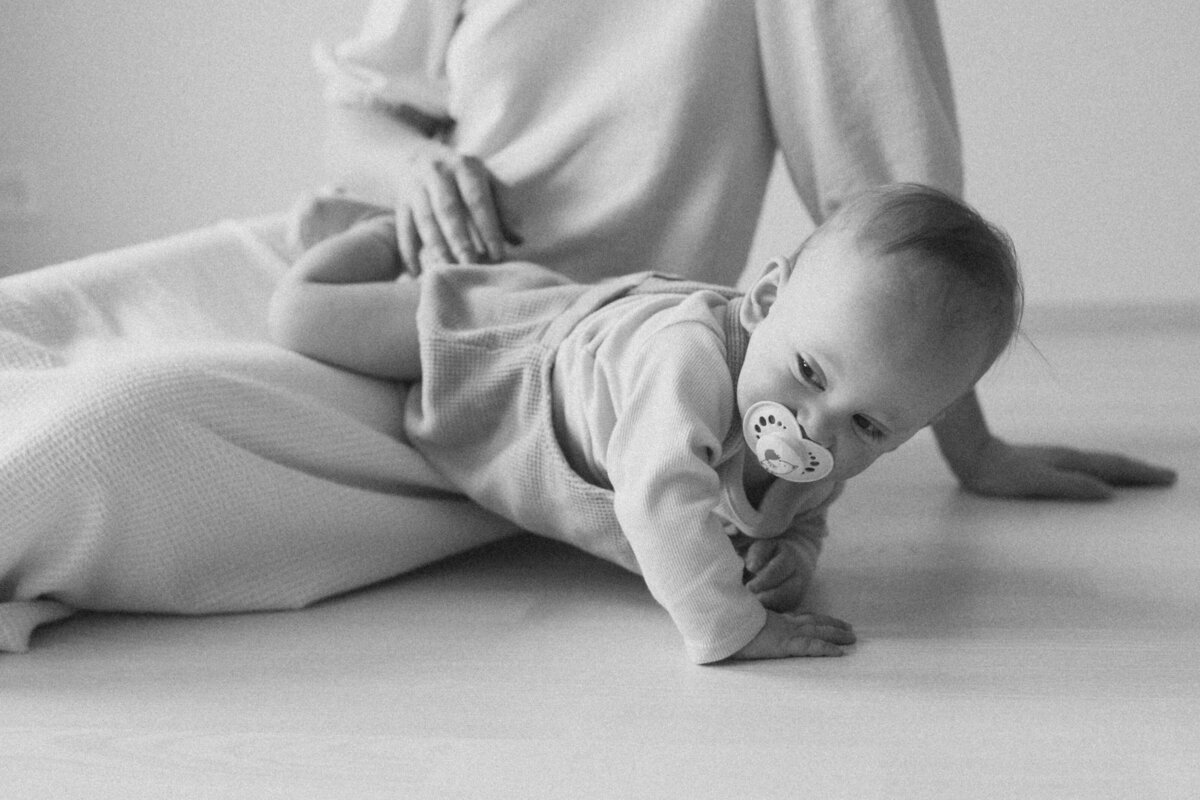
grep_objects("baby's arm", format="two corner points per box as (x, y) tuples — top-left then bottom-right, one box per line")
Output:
(618, 475), (855, 662)
(738, 483), (842, 611)
(268, 216), (423, 380)
(606, 323), (853, 662)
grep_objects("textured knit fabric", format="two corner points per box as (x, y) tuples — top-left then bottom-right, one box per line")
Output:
(1, 1), (960, 653)
(320, 0), (962, 283)
(551, 281), (844, 662)
(0, 219), (514, 652)
(404, 263), (841, 663)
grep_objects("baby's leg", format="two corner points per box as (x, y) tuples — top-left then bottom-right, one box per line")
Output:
(291, 214), (405, 284)
(270, 217), (423, 381)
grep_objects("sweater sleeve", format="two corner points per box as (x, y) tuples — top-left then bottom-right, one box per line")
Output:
(756, 0), (964, 222)
(316, 0), (462, 121)
(605, 322), (766, 664)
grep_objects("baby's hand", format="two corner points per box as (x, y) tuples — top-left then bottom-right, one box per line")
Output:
(732, 611), (856, 660)
(741, 538), (807, 612)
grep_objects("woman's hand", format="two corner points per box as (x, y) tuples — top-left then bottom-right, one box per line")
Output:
(396, 149), (521, 272)
(952, 437), (1178, 501)
(934, 390), (1176, 501)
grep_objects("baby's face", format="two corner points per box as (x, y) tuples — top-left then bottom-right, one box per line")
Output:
(738, 230), (992, 483)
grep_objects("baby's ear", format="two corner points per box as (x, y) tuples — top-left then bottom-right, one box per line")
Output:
(740, 256), (792, 332)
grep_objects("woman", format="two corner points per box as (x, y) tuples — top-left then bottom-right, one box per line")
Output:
(318, 0), (1172, 499)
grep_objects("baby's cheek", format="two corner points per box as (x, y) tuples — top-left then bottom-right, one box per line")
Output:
(832, 446), (876, 481)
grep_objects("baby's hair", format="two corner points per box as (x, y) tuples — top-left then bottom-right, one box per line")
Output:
(819, 183), (1023, 364)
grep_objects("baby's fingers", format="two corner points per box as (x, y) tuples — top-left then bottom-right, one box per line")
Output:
(745, 546), (796, 592)
(743, 539), (781, 574)
(733, 611), (856, 660)
(786, 612), (857, 646)
(779, 636), (845, 658)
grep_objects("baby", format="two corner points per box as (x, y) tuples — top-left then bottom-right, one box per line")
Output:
(269, 183), (1022, 664)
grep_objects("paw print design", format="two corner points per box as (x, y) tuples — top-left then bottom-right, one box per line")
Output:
(749, 413), (802, 475)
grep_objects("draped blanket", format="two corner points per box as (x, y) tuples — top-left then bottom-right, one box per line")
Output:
(0, 218), (512, 651)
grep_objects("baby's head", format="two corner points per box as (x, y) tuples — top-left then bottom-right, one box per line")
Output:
(738, 183), (1022, 482)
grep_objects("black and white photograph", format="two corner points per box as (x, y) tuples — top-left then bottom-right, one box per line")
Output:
(1, 2), (1195, 797)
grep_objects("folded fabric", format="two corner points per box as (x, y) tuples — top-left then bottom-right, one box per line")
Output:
(0, 217), (514, 652)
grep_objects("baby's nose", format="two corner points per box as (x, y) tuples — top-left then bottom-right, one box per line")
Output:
(797, 420), (833, 453)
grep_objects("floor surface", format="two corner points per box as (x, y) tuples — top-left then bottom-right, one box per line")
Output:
(3, 306), (1197, 799)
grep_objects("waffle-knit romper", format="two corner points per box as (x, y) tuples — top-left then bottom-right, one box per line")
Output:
(402, 262), (746, 573)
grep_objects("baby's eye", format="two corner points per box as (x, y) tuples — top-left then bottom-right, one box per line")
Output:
(797, 357), (825, 390)
(853, 414), (885, 441)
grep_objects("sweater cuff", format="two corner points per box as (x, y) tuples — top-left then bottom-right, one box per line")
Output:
(685, 600), (767, 665)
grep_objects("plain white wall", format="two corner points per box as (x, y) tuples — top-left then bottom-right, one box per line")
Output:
(749, 2), (1200, 307)
(3, 1), (1198, 307)
(0, 0), (365, 273)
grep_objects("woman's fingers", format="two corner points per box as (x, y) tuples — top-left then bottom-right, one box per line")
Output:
(455, 157), (508, 261)
(1049, 447), (1178, 488)
(396, 208), (422, 276)
(410, 184), (453, 265)
(400, 152), (521, 267)
(424, 161), (478, 263)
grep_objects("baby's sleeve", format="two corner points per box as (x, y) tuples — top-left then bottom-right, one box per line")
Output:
(605, 321), (766, 664)
(315, 0), (462, 127)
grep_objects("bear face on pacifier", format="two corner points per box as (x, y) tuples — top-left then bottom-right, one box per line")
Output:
(741, 400), (834, 483)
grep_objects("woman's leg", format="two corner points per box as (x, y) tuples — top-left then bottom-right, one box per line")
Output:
(0, 219), (513, 650)
(0, 344), (515, 624)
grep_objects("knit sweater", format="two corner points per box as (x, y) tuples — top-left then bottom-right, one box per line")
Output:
(320, 0), (962, 283)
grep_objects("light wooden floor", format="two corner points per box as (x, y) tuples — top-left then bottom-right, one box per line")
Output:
(2, 306), (1196, 800)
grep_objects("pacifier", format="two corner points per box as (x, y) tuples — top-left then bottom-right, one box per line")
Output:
(741, 400), (834, 483)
